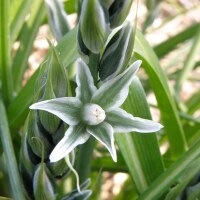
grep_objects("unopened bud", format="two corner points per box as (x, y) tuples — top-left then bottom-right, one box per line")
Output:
(99, 23), (134, 81)
(109, 0), (133, 28)
(33, 163), (56, 200)
(80, 0), (109, 53)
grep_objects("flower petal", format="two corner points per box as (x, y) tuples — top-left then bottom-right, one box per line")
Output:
(50, 124), (90, 162)
(87, 122), (117, 162)
(92, 60), (141, 111)
(75, 59), (97, 102)
(106, 108), (163, 133)
(30, 97), (82, 125)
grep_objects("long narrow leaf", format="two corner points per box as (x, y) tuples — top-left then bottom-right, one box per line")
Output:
(135, 30), (187, 157)
(0, 98), (25, 200)
(154, 23), (200, 58)
(116, 78), (164, 193)
(138, 138), (200, 200)
(0, 0), (13, 106)
(175, 27), (200, 92)
(12, 0), (45, 92)
(10, 0), (32, 43)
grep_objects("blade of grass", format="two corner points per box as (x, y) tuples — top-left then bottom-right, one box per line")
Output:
(153, 23), (200, 58)
(0, 0), (13, 106)
(135, 30), (187, 158)
(10, 0), (32, 43)
(12, 0), (45, 92)
(0, 97), (25, 200)
(138, 138), (200, 200)
(186, 89), (200, 114)
(116, 77), (164, 193)
(175, 27), (200, 92)
(7, 27), (79, 133)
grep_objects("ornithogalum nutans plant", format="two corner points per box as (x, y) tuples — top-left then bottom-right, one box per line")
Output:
(30, 59), (163, 163)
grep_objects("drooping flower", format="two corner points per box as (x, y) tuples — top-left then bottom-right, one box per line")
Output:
(30, 59), (163, 163)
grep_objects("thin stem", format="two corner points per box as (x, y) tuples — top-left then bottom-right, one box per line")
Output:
(65, 155), (81, 193)
(0, 97), (25, 200)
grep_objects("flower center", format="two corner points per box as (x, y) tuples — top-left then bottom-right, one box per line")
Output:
(81, 103), (106, 126)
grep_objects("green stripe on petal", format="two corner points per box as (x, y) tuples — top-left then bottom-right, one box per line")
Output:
(75, 59), (97, 103)
(106, 108), (163, 133)
(50, 124), (90, 162)
(92, 60), (141, 111)
(87, 122), (117, 162)
(30, 97), (82, 125)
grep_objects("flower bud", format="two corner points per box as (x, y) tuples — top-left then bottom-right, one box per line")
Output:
(33, 163), (56, 200)
(48, 150), (75, 178)
(99, 23), (134, 81)
(80, 0), (109, 53)
(109, 0), (133, 28)
(45, 0), (70, 41)
(27, 111), (53, 159)
(77, 26), (90, 64)
(37, 46), (68, 134)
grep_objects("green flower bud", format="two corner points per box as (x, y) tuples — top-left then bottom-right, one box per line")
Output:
(101, 0), (115, 9)
(99, 23), (134, 81)
(27, 111), (53, 159)
(37, 46), (68, 134)
(48, 150), (75, 178)
(77, 25), (90, 64)
(45, 0), (70, 41)
(33, 163), (56, 200)
(61, 179), (92, 200)
(109, 0), (133, 28)
(80, 0), (109, 53)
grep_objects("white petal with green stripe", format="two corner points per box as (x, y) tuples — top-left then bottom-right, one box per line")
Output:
(30, 97), (82, 125)
(106, 108), (163, 133)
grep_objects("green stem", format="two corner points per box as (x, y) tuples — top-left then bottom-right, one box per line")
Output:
(138, 138), (200, 200)
(76, 137), (96, 183)
(0, 0), (13, 106)
(0, 97), (25, 200)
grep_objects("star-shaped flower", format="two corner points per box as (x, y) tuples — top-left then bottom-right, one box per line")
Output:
(30, 59), (163, 163)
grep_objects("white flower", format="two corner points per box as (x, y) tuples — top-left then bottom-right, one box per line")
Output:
(30, 59), (163, 163)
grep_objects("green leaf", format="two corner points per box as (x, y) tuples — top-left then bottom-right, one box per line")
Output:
(92, 60), (141, 111)
(0, 0), (13, 106)
(12, 0), (45, 92)
(135, 30), (187, 157)
(175, 27), (200, 92)
(10, 0), (32, 43)
(0, 98), (25, 200)
(164, 157), (200, 200)
(154, 23), (200, 58)
(138, 138), (200, 200)
(116, 78), (164, 193)
(45, 0), (70, 41)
